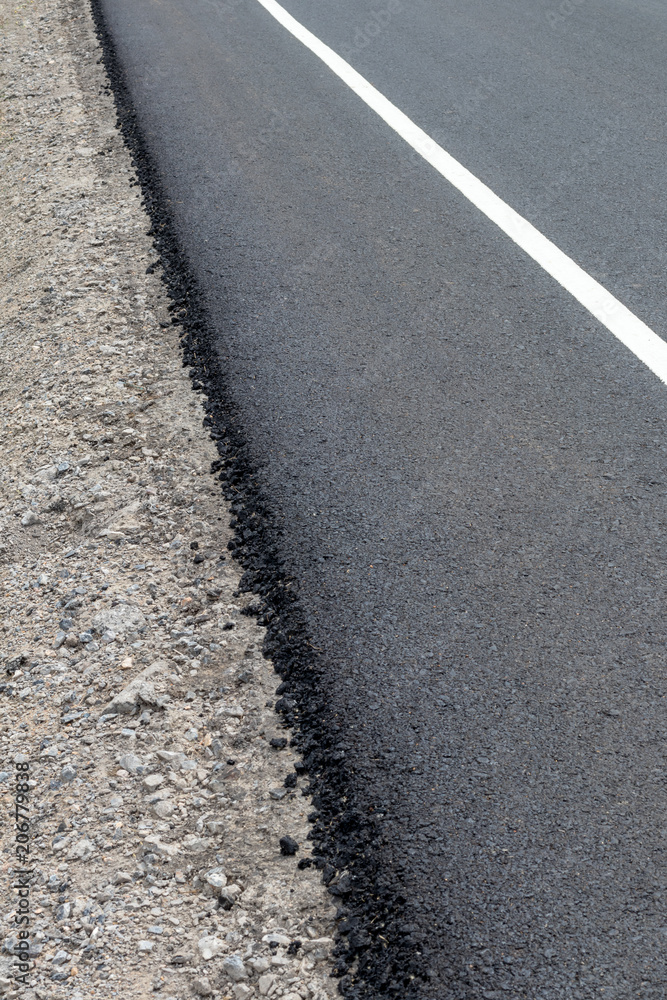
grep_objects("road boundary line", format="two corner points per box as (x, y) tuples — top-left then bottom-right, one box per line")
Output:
(256, 0), (667, 386)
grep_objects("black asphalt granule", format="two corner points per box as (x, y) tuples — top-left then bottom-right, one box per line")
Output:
(280, 835), (300, 856)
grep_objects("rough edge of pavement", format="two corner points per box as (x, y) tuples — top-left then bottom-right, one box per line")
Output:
(0, 0), (344, 998)
(83, 1), (432, 999)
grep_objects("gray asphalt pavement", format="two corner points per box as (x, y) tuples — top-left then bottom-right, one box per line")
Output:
(94, 0), (667, 996)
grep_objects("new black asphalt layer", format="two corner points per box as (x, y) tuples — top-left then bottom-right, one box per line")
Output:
(93, 0), (667, 995)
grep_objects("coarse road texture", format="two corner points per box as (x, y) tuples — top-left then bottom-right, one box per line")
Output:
(93, 0), (667, 997)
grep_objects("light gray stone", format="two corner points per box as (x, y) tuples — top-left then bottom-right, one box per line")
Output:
(143, 774), (163, 791)
(91, 603), (146, 636)
(215, 703), (244, 719)
(192, 977), (213, 997)
(197, 935), (224, 961)
(263, 933), (291, 946)
(153, 799), (175, 819)
(205, 819), (225, 835)
(258, 974), (274, 996)
(143, 834), (180, 858)
(183, 834), (211, 853)
(100, 660), (167, 716)
(203, 867), (227, 889)
(118, 753), (144, 774)
(66, 838), (95, 861)
(156, 750), (187, 767)
(222, 954), (247, 982)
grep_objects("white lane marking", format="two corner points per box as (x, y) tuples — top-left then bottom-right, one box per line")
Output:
(254, 0), (667, 386)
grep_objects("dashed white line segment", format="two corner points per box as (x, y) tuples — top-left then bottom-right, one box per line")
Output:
(255, 0), (667, 386)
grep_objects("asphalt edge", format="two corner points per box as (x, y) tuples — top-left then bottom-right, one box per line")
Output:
(84, 2), (430, 996)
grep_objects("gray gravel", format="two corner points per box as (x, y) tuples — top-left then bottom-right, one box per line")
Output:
(0, 3), (337, 998)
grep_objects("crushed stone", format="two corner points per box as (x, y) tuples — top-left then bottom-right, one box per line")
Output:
(0, 1), (338, 997)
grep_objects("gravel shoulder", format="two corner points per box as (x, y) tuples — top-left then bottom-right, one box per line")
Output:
(0, 2), (337, 999)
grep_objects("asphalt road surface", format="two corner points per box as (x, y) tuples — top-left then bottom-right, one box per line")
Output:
(94, 0), (667, 996)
